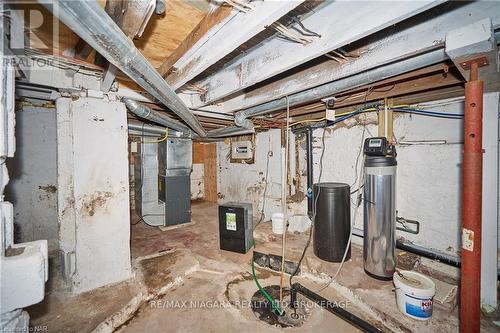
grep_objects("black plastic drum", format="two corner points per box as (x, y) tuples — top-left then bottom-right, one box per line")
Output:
(312, 182), (351, 262)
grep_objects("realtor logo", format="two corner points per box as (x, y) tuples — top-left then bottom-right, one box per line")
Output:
(0, 0), (58, 56)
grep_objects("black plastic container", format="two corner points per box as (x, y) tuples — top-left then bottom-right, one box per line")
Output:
(313, 182), (351, 262)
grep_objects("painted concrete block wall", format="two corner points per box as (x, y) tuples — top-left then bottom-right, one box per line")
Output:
(56, 97), (131, 293)
(5, 106), (58, 253)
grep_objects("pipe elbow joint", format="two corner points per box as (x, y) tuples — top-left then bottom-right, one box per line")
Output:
(234, 111), (254, 129)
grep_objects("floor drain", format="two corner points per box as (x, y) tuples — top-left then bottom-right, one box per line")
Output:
(250, 285), (310, 328)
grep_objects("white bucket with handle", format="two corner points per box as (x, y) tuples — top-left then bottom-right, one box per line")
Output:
(393, 270), (435, 320)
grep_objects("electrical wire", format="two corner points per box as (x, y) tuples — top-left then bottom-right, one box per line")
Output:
(132, 213), (166, 226)
(350, 88), (372, 189)
(250, 136), (282, 316)
(253, 136), (272, 230)
(290, 104), (464, 129)
(392, 107), (464, 119)
(141, 127), (169, 143)
(289, 126), (327, 292)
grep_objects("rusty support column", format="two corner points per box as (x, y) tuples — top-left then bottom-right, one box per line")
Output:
(460, 62), (483, 333)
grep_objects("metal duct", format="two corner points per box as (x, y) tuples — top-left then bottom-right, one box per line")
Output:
(206, 126), (255, 138)
(128, 122), (172, 136)
(234, 49), (448, 127)
(129, 121), (253, 139)
(41, 0), (206, 137)
(123, 98), (191, 134)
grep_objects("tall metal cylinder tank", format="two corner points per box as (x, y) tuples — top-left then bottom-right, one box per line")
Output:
(363, 156), (397, 279)
(313, 182), (351, 262)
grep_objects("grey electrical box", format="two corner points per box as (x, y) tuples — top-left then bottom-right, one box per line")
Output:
(158, 138), (192, 226)
(219, 202), (253, 253)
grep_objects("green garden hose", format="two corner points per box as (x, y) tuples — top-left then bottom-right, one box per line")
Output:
(251, 241), (284, 315)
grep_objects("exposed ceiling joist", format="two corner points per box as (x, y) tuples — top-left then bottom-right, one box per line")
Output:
(182, 0), (444, 108)
(217, 1), (500, 114)
(100, 0), (157, 93)
(164, 0), (305, 90)
(157, 4), (235, 77)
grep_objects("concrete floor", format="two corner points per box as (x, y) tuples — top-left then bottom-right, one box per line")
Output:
(27, 201), (499, 332)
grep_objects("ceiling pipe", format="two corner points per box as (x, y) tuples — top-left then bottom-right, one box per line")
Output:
(206, 126), (255, 138)
(123, 98), (192, 134)
(128, 120), (253, 139)
(41, 0), (206, 137)
(128, 121), (177, 136)
(233, 48), (448, 128)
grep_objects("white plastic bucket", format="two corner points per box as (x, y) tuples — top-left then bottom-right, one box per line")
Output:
(271, 213), (284, 234)
(393, 270), (435, 320)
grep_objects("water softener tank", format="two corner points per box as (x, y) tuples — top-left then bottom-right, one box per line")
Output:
(313, 182), (351, 262)
(363, 137), (397, 279)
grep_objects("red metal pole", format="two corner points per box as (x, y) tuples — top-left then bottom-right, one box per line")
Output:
(460, 62), (483, 333)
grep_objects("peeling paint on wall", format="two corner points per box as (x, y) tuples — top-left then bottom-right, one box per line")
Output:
(81, 191), (113, 217)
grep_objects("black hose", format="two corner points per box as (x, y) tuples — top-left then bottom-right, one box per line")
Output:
(305, 128), (313, 217)
(291, 283), (383, 333)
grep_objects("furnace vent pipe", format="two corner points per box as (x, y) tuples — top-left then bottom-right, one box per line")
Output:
(128, 122), (166, 136)
(41, 0), (206, 137)
(127, 122), (188, 138)
(206, 126), (255, 138)
(128, 120), (253, 139)
(123, 98), (192, 134)
(233, 49), (447, 127)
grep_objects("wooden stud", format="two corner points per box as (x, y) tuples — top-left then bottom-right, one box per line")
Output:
(203, 143), (218, 203)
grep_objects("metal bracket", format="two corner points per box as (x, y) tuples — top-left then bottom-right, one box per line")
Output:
(460, 56), (489, 70)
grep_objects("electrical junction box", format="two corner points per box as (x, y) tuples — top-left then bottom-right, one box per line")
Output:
(325, 108), (336, 121)
(219, 202), (253, 254)
(231, 140), (253, 160)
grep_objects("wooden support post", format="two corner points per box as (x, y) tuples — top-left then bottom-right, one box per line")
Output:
(378, 98), (394, 140)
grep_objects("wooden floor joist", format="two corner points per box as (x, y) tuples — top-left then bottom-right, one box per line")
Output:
(266, 65), (464, 123)
(157, 5), (234, 77)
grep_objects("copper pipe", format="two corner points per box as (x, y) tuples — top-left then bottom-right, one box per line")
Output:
(460, 67), (483, 333)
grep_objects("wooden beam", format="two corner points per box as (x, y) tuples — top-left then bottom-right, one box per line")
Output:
(190, 1), (500, 113)
(285, 85), (465, 125)
(164, 1), (305, 90)
(271, 67), (464, 121)
(185, 1), (443, 107)
(157, 5), (235, 77)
